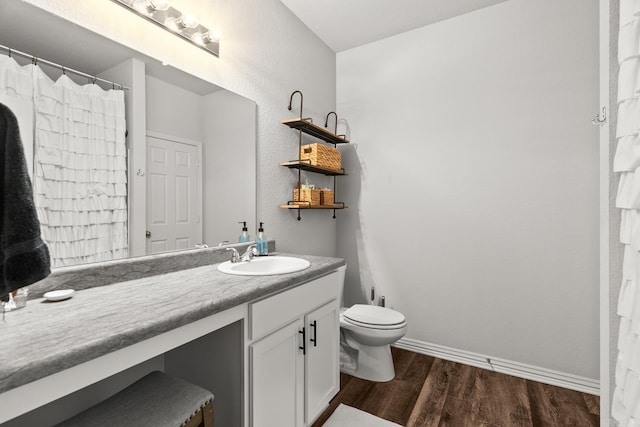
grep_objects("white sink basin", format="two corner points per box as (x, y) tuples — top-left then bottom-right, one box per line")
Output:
(217, 256), (311, 276)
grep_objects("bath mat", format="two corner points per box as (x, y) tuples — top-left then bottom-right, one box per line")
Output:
(322, 404), (403, 427)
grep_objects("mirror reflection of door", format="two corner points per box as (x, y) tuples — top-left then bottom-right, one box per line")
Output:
(146, 134), (202, 255)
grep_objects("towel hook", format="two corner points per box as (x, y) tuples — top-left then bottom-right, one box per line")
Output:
(592, 106), (607, 127)
(325, 111), (338, 134)
(7, 47), (11, 58)
(31, 56), (38, 66)
(288, 90), (304, 118)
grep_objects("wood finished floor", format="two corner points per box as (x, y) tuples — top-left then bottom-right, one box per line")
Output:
(312, 347), (599, 427)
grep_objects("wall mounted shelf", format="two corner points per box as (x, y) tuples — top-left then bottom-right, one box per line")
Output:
(281, 118), (349, 145)
(280, 90), (349, 220)
(279, 160), (347, 176)
(279, 203), (346, 210)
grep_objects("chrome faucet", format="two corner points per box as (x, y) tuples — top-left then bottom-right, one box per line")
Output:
(226, 247), (240, 263)
(240, 245), (258, 262)
(226, 245), (257, 263)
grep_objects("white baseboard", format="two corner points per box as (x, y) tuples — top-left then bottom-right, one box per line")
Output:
(393, 337), (599, 396)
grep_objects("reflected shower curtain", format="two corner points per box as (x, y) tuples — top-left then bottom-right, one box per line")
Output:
(0, 55), (128, 267)
(614, 1), (640, 425)
(33, 67), (128, 267)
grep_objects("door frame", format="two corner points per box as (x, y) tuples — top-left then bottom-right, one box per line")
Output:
(146, 130), (203, 254)
(599, 0), (611, 424)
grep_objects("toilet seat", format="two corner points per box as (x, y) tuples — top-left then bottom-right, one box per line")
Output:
(342, 304), (406, 330)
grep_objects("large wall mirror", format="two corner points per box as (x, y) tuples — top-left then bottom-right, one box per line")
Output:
(0, 1), (256, 268)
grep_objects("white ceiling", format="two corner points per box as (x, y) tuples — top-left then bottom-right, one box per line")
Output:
(280, 0), (510, 52)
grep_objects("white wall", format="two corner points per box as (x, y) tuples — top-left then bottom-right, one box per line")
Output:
(203, 90), (257, 246)
(337, 0), (599, 379)
(145, 75), (203, 142)
(24, 0), (338, 257)
(99, 58), (148, 257)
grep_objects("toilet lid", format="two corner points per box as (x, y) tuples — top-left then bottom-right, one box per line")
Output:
(343, 304), (406, 327)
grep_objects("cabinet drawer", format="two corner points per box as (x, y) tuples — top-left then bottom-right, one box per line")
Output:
(250, 271), (340, 340)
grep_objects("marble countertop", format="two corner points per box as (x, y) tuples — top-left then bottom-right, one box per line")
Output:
(0, 253), (345, 394)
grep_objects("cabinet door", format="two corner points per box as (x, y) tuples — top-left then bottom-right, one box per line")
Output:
(251, 319), (305, 427)
(305, 301), (340, 425)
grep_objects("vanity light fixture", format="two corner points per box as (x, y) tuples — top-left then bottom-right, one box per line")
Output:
(111, 0), (219, 57)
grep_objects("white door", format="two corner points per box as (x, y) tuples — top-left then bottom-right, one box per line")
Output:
(305, 301), (340, 425)
(251, 319), (305, 427)
(146, 135), (201, 254)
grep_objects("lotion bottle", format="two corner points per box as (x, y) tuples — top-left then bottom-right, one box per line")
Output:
(239, 221), (250, 243)
(256, 222), (268, 256)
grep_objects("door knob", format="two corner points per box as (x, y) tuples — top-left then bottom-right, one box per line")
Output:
(146, 231), (151, 238)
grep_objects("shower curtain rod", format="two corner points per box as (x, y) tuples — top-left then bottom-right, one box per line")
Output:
(0, 44), (130, 90)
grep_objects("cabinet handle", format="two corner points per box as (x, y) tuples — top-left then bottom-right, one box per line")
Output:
(299, 327), (306, 355)
(310, 320), (317, 347)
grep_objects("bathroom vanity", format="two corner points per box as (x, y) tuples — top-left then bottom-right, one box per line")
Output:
(0, 247), (345, 427)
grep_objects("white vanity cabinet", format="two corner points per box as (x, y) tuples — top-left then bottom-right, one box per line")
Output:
(251, 318), (305, 427)
(304, 301), (340, 425)
(249, 268), (344, 427)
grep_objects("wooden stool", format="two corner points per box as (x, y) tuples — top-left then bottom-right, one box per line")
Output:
(55, 371), (214, 427)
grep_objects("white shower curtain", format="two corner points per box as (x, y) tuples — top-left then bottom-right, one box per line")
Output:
(0, 55), (128, 267)
(613, 1), (640, 425)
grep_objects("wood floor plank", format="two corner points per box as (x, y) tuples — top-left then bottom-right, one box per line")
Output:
(440, 366), (533, 427)
(527, 381), (599, 427)
(315, 348), (600, 427)
(479, 369), (533, 426)
(376, 380), (422, 425)
(439, 396), (501, 427)
(406, 358), (458, 427)
(527, 380), (561, 426)
(583, 393), (600, 416)
(332, 375), (374, 409)
(391, 346), (418, 379)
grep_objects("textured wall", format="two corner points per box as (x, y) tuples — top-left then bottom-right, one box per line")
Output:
(203, 90), (257, 246)
(337, 0), (600, 379)
(24, 0), (338, 257)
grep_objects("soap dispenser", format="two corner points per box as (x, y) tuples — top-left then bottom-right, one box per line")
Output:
(256, 222), (268, 256)
(239, 221), (250, 243)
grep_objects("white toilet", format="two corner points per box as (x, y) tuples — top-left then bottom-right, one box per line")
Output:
(339, 304), (408, 382)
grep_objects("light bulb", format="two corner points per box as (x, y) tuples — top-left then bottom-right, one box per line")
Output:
(149, 0), (169, 11)
(209, 30), (220, 42)
(132, 0), (153, 15)
(191, 32), (205, 45)
(180, 14), (198, 28)
(164, 16), (182, 31)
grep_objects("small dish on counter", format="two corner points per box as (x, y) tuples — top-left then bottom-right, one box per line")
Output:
(43, 289), (75, 302)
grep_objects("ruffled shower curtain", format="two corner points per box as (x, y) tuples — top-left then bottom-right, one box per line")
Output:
(0, 55), (127, 267)
(613, 1), (640, 425)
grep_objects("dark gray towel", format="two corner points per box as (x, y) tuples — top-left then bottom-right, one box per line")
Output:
(0, 102), (50, 299)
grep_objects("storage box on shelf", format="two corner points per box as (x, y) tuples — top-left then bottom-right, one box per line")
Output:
(320, 189), (334, 206)
(293, 188), (321, 206)
(293, 187), (335, 206)
(300, 143), (341, 171)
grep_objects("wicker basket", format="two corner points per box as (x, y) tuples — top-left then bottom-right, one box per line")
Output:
(320, 189), (334, 206)
(293, 188), (322, 206)
(300, 143), (341, 170)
